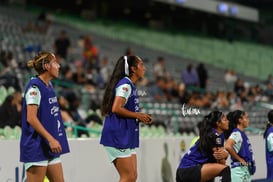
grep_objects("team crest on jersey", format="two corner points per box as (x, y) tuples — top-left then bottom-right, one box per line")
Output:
(122, 87), (128, 92)
(216, 137), (221, 145)
(30, 91), (37, 96)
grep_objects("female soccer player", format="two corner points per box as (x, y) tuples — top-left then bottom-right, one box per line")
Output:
(224, 110), (256, 182)
(20, 52), (70, 182)
(176, 110), (231, 182)
(263, 109), (273, 180)
(100, 55), (152, 182)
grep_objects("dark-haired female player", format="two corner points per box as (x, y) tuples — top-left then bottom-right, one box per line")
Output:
(176, 111), (231, 182)
(263, 109), (273, 180)
(224, 110), (255, 182)
(100, 55), (152, 182)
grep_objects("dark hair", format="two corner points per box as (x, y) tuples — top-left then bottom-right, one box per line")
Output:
(198, 110), (223, 153)
(263, 110), (273, 139)
(27, 51), (55, 75)
(224, 110), (245, 139)
(100, 55), (140, 116)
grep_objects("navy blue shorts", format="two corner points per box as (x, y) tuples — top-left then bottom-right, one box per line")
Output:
(176, 165), (202, 182)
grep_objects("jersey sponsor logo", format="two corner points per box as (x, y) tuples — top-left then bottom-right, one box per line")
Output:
(133, 89), (137, 96)
(135, 105), (139, 112)
(134, 98), (139, 112)
(134, 98), (139, 104)
(48, 96), (58, 104)
(57, 120), (63, 136)
(50, 106), (59, 116)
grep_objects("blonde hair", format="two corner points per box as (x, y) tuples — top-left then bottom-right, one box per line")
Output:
(27, 52), (54, 74)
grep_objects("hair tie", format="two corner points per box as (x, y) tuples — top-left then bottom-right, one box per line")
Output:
(124, 56), (129, 76)
(42, 58), (46, 70)
(37, 54), (48, 71)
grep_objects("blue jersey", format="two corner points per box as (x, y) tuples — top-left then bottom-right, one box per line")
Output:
(100, 77), (139, 149)
(229, 128), (255, 174)
(178, 129), (224, 168)
(265, 126), (273, 179)
(20, 77), (70, 162)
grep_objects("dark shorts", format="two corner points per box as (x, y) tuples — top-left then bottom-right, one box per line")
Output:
(176, 165), (202, 182)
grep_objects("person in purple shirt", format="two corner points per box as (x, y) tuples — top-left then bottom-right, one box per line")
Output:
(181, 64), (200, 88)
(263, 110), (273, 180)
(224, 110), (255, 182)
(176, 111), (231, 182)
(100, 55), (152, 182)
(20, 52), (69, 182)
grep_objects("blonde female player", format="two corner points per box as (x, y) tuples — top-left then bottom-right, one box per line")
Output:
(20, 52), (69, 182)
